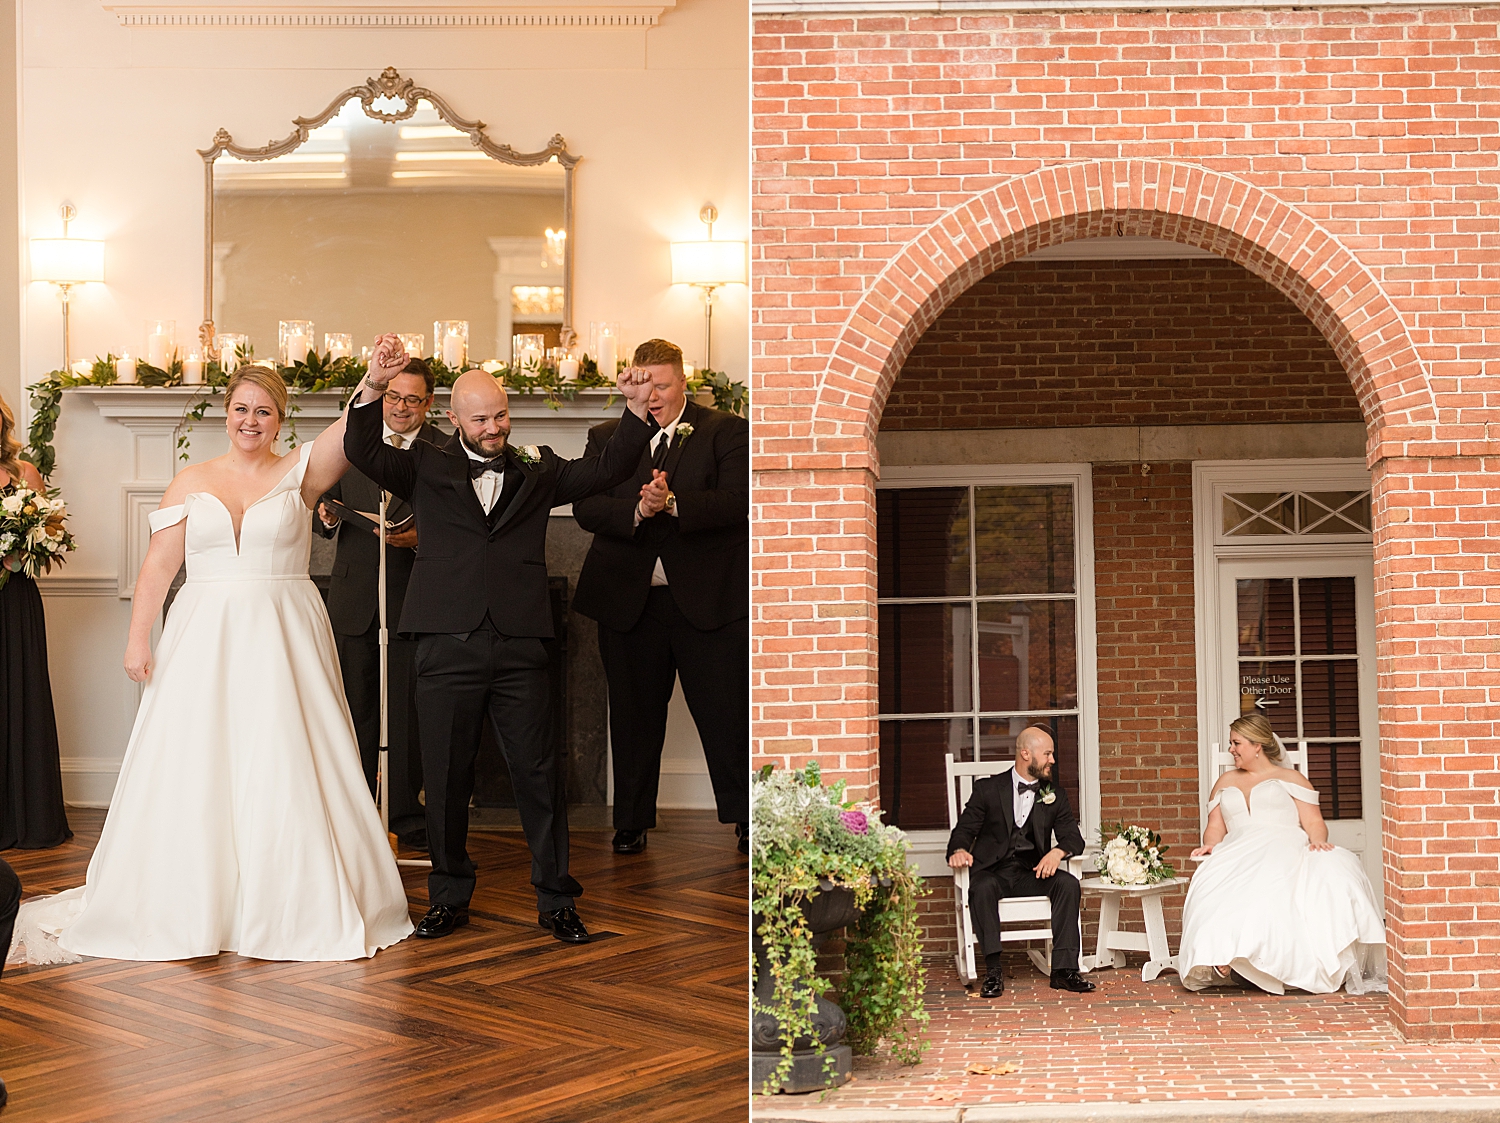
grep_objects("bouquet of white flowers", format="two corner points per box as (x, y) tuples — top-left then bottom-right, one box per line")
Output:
(1094, 823), (1175, 886)
(0, 487), (75, 589)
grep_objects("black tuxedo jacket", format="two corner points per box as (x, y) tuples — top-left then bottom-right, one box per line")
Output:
(945, 773), (1086, 870)
(571, 400), (748, 633)
(345, 396), (655, 638)
(316, 421), (443, 638)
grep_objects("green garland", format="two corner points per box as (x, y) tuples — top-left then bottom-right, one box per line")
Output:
(752, 761), (929, 1094)
(23, 350), (749, 476)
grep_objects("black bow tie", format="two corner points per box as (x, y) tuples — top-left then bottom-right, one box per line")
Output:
(468, 456), (505, 479)
(1017, 780), (1040, 795)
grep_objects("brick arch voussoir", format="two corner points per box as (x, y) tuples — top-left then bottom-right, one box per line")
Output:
(816, 163), (1432, 461)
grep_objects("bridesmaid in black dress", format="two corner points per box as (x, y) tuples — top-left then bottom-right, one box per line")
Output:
(0, 393), (69, 850)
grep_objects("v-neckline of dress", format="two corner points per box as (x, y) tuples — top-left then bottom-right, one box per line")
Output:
(195, 453), (305, 555)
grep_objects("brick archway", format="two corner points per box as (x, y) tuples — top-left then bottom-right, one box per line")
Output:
(811, 161), (1433, 467)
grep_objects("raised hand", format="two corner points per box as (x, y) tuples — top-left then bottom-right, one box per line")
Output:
(368, 334), (409, 388)
(616, 364), (654, 418)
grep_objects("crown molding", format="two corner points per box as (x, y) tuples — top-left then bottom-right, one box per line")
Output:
(103, 1), (675, 28)
(755, 0), (1476, 12)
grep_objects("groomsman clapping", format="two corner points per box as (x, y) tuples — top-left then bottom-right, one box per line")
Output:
(573, 339), (749, 856)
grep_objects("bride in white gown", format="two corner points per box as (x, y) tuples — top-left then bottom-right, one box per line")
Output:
(1177, 713), (1385, 994)
(8, 365), (413, 963)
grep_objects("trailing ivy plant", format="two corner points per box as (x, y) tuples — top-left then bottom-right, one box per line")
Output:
(24, 348), (751, 472)
(751, 761), (929, 1095)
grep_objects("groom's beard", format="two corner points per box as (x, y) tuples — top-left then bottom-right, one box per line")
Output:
(1023, 760), (1054, 783)
(459, 432), (507, 458)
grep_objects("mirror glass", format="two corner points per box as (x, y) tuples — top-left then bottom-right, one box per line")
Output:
(210, 95), (569, 363)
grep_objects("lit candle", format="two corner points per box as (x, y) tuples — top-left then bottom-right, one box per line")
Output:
(558, 356), (579, 382)
(220, 340), (238, 372)
(182, 353), (203, 385)
(442, 333), (465, 368)
(116, 353), (137, 384)
(326, 335), (351, 360)
(520, 346), (542, 369)
(597, 334), (617, 380)
(683, 362), (695, 381)
(286, 331), (309, 365)
(146, 330), (169, 368)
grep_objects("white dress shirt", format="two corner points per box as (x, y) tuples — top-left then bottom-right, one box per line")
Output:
(642, 402), (688, 587)
(462, 441), (506, 514)
(1012, 767), (1039, 829)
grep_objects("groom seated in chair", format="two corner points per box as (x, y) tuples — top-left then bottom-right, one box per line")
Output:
(947, 726), (1095, 997)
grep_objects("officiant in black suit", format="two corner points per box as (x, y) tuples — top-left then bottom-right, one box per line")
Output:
(314, 356), (442, 850)
(346, 335), (657, 944)
(572, 339), (748, 856)
(946, 726), (1095, 997)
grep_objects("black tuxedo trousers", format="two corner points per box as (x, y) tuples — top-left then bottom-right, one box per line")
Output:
(967, 857), (1082, 969)
(416, 620), (582, 911)
(600, 587), (748, 830)
(0, 858), (18, 979)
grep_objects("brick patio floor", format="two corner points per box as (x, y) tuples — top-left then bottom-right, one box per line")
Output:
(754, 953), (1500, 1114)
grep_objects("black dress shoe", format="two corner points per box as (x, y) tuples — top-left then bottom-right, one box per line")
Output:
(398, 828), (429, 853)
(736, 822), (749, 855)
(539, 906), (591, 944)
(1, 1074), (8, 1109)
(980, 971), (1005, 998)
(612, 829), (647, 854)
(1050, 968), (1096, 993)
(413, 904), (469, 939)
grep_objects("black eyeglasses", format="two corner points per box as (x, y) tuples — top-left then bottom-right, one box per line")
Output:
(383, 392), (431, 408)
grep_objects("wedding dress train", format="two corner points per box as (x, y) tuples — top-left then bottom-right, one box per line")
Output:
(1177, 776), (1386, 994)
(8, 444), (413, 963)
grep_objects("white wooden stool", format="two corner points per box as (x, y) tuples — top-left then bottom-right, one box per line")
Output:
(1080, 877), (1189, 981)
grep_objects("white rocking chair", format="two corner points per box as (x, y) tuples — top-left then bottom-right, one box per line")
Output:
(945, 753), (1086, 985)
(1211, 733), (1309, 779)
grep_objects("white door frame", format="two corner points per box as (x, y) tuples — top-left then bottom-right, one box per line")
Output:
(1192, 459), (1381, 895)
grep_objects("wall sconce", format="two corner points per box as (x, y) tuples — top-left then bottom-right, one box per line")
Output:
(670, 204), (745, 371)
(30, 203), (106, 370)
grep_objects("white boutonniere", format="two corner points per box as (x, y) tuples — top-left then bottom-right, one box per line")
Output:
(1040, 789), (1057, 805)
(674, 422), (693, 443)
(515, 445), (541, 466)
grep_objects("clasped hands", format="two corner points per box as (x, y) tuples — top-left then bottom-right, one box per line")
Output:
(637, 469), (670, 521)
(358, 334), (654, 413)
(948, 846), (1067, 879)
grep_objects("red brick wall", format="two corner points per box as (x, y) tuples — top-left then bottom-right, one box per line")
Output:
(753, 8), (1500, 1039)
(882, 260), (1362, 431)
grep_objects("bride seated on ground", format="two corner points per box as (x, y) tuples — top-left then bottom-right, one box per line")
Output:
(1176, 713), (1386, 995)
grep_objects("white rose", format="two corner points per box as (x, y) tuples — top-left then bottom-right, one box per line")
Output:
(1, 495), (23, 515)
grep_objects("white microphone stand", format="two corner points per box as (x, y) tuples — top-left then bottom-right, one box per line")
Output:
(377, 485), (430, 870)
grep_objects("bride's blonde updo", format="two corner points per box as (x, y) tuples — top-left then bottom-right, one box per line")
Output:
(1229, 713), (1282, 762)
(225, 363), (289, 422)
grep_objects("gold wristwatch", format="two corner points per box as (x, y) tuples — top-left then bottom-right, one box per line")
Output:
(665, 490), (678, 516)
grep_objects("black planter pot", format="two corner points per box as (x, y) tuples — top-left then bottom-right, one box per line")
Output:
(751, 882), (861, 1095)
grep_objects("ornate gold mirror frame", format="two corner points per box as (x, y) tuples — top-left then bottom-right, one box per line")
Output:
(197, 66), (579, 354)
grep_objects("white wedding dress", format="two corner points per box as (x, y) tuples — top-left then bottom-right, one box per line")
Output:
(1177, 775), (1386, 994)
(7, 444), (414, 963)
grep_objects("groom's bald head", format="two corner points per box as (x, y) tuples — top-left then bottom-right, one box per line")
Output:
(1016, 726), (1056, 782)
(446, 369), (512, 457)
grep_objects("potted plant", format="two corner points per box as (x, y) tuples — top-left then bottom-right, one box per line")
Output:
(750, 761), (929, 1095)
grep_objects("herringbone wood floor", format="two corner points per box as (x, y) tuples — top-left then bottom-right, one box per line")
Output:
(1, 809), (749, 1122)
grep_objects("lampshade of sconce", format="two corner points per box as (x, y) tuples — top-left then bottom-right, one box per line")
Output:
(670, 240), (746, 287)
(29, 237), (105, 284)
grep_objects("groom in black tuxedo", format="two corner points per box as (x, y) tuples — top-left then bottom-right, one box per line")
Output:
(315, 356), (442, 849)
(346, 336), (658, 943)
(572, 339), (748, 856)
(947, 726), (1095, 996)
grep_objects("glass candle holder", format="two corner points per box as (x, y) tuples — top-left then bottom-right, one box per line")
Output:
(115, 351), (138, 384)
(181, 350), (204, 385)
(324, 333), (353, 361)
(588, 321), (621, 377)
(144, 320), (175, 369)
(397, 333), (426, 360)
(279, 320), (314, 366)
(512, 333), (546, 370)
(215, 333), (249, 372)
(434, 320), (469, 370)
